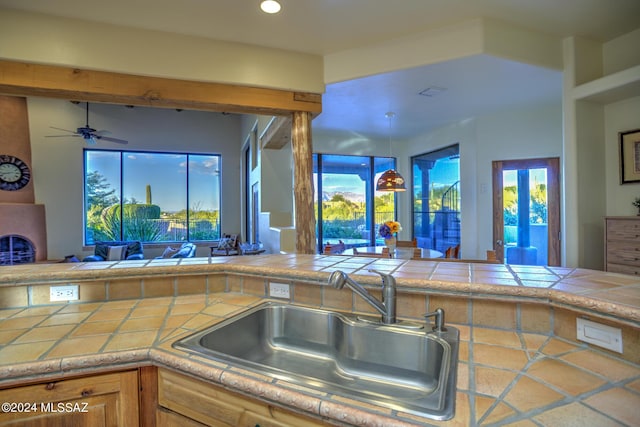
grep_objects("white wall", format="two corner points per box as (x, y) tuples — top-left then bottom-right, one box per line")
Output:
(402, 102), (562, 259)
(605, 96), (640, 215)
(313, 103), (562, 260)
(27, 98), (242, 259)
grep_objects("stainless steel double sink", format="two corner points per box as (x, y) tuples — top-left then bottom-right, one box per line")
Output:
(173, 302), (459, 421)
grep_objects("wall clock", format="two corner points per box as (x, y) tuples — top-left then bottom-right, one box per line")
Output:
(0, 155), (31, 191)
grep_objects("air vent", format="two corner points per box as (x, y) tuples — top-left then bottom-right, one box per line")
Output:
(418, 87), (447, 97)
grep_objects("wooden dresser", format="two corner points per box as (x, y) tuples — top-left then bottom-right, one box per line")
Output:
(604, 216), (640, 276)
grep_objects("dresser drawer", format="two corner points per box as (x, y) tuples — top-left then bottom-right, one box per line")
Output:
(604, 217), (640, 273)
(606, 249), (640, 267)
(606, 219), (640, 240)
(606, 263), (640, 276)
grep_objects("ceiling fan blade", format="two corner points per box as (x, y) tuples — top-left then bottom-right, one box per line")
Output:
(45, 134), (81, 138)
(96, 135), (129, 144)
(48, 126), (77, 134)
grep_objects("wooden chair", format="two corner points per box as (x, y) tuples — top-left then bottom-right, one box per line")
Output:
(211, 234), (240, 256)
(352, 247), (391, 258)
(437, 249), (501, 264)
(396, 238), (417, 248)
(324, 240), (346, 255)
(413, 247), (500, 263)
(444, 244), (460, 259)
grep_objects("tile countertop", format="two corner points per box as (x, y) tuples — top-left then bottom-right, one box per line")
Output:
(1, 254), (639, 325)
(0, 255), (639, 426)
(0, 293), (639, 427)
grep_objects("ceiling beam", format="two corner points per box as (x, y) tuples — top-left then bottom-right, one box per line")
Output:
(0, 60), (322, 115)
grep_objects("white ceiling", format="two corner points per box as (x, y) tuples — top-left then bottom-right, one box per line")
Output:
(1, 0), (637, 139)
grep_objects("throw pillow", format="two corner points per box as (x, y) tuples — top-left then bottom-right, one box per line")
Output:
(174, 244), (194, 258)
(161, 246), (178, 259)
(217, 238), (231, 249)
(107, 245), (128, 261)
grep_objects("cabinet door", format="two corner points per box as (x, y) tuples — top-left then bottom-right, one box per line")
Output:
(157, 368), (325, 427)
(0, 370), (139, 427)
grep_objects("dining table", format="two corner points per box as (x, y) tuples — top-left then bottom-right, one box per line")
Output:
(340, 246), (443, 259)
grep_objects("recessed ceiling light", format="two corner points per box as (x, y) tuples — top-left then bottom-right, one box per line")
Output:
(260, 0), (281, 14)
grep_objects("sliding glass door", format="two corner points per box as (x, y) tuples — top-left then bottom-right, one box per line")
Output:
(314, 154), (396, 252)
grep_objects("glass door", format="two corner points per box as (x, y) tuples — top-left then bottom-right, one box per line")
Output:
(411, 144), (460, 253)
(313, 154), (397, 252)
(492, 158), (560, 266)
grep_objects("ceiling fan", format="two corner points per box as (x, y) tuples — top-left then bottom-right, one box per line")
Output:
(46, 102), (128, 145)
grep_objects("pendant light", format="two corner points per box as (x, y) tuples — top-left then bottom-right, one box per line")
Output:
(376, 112), (406, 192)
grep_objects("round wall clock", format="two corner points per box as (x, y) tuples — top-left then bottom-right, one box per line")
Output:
(0, 155), (31, 191)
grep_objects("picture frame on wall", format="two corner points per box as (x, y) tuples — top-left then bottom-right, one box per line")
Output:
(619, 128), (640, 184)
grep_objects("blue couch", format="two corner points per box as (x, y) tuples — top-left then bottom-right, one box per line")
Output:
(83, 241), (144, 262)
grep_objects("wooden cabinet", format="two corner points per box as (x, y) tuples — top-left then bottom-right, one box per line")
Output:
(605, 216), (640, 275)
(156, 368), (325, 427)
(0, 370), (139, 427)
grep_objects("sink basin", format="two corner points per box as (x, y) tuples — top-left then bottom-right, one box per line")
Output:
(173, 302), (459, 421)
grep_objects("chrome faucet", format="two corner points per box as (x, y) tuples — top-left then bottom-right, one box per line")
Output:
(328, 270), (396, 324)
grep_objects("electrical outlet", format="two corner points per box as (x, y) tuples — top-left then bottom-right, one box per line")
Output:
(50, 285), (79, 302)
(269, 282), (290, 299)
(577, 318), (622, 353)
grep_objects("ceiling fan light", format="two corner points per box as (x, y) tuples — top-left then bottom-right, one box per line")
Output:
(376, 169), (407, 192)
(260, 0), (281, 14)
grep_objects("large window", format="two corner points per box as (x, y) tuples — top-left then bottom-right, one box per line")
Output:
(313, 154), (397, 252)
(411, 144), (460, 253)
(84, 149), (221, 244)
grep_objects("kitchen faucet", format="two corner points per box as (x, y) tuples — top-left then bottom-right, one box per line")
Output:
(328, 270), (396, 324)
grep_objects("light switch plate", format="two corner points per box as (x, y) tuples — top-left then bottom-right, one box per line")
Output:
(269, 282), (290, 299)
(576, 318), (622, 353)
(50, 285), (79, 302)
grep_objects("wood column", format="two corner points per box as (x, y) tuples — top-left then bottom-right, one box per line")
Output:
(291, 111), (316, 254)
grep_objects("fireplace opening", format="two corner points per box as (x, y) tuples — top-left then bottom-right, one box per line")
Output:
(0, 235), (36, 265)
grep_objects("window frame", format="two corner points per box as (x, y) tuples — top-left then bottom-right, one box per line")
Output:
(83, 148), (222, 245)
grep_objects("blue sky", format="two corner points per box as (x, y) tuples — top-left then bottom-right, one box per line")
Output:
(503, 168), (547, 188)
(86, 151), (220, 213)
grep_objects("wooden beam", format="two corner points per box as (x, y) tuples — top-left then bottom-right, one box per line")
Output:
(0, 60), (322, 115)
(291, 111), (317, 254)
(262, 116), (292, 149)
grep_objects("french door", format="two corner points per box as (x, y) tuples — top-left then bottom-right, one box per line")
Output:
(492, 157), (560, 266)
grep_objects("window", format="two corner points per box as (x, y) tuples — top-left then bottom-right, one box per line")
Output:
(84, 149), (221, 244)
(313, 154), (397, 252)
(411, 144), (460, 253)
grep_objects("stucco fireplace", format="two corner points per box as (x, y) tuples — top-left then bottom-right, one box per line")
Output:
(0, 95), (48, 264)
